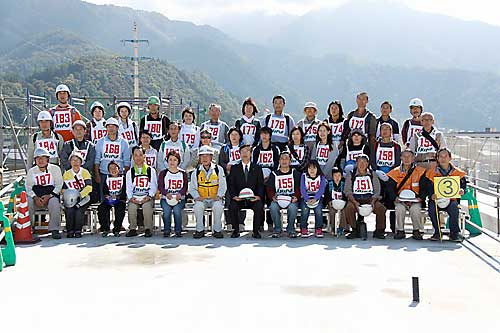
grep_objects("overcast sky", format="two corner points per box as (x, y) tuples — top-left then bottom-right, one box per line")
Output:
(86, 0), (500, 26)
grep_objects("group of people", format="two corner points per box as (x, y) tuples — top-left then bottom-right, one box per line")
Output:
(25, 84), (466, 242)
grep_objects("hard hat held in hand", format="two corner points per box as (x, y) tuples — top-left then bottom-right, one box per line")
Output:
(239, 188), (254, 199)
(358, 204), (373, 217)
(277, 195), (292, 209)
(331, 199), (346, 210)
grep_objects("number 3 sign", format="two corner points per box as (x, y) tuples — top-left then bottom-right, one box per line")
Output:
(434, 176), (461, 199)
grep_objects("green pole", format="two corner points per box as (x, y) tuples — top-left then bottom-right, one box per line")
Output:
(0, 202), (16, 267)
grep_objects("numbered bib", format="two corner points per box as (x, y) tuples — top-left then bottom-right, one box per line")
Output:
(145, 151), (157, 168)
(352, 175), (373, 195)
(163, 145), (182, 161)
(268, 116), (286, 137)
(145, 119), (163, 140)
(165, 171), (184, 195)
(119, 125), (137, 147)
(133, 175), (150, 197)
(53, 110), (72, 131)
(305, 176), (321, 194)
(346, 148), (364, 163)
(330, 122), (343, 142)
(349, 116), (366, 133)
(228, 146), (241, 165)
(240, 123), (257, 145)
(275, 173), (295, 196)
(64, 175), (85, 190)
(416, 135), (436, 154)
(33, 172), (53, 186)
(103, 142), (121, 160)
(407, 123), (423, 143)
(107, 177), (123, 196)
(258, 151), (274, 168)
(304, 123), (319, 142)
(331, 190), (343, 200)
(207, 124), (221, 140)
(316, 144), (330, 166)
(36, 137), (58, 159)
(376, 146), (395, 167)
(180, 126), (198, 147)
(91, 123), (107, 143)
(290, 145), (305, 167)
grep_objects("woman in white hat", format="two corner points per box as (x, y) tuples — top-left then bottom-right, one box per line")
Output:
(26, 111), (64, 169)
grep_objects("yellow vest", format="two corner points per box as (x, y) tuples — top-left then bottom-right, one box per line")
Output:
(197, 166), (220, 199)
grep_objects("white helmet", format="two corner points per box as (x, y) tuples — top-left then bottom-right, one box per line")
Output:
(37, 111), (52, 122)
(90, 101), (105, 113)
(63, 189), (81, 208)
(276, 195), (291, 209)
(69, 150), (85, 163)
(239, 188), (254, 199)
(399, 189), (417, 202)
(105, 117), (119, 127)
(198, 146), (215, 156)
(375, 170), (389, 182)
(166, 197), (179, 207)
(55, 84), (70, 97)
(116, 101), (132, 114)
(436, 198), (450, 209)
(34, 148), (51, 158)
(409, 98), (424, 109)
(358, 204), (373, 217)
(331, 199), (346, 210)
(72, 120), (86, 129)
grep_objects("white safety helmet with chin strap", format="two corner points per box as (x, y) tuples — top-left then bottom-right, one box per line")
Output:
(34, 147), (51, 159)
(63, 189), (81, 208)
(37, 111), (52, 122)
(90, 101), (105, 114)
(55, 84), (71, 98)
(116, 101), (132, 115)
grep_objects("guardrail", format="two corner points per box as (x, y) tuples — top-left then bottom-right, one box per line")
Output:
(466, 175), (500, 237)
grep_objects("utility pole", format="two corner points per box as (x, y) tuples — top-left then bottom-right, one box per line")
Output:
(121, 21), (149, 121)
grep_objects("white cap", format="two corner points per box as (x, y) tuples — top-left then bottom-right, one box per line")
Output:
(198, 146), (215, 156)
(409, 98), (424, 109)
(72, 120), (86, 129)
(34, 148), (51, 158)
(105, 117), (119, 127)
(37, 111), (52, 122)
(116, 101), (132, 113)
(303, 101), (318, 111)
(55, 84), (70, 97)
(69, 150), (84, 163)
(90, 101), (105, 113)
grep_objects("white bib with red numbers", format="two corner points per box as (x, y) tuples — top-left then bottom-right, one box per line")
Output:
(36, 135), (59, 159)
(180, 124), (198, 147)
(415, 132), (437, 154)
(91, 119), (107, 143)
(106, 176), (123, 197)
(346, 147), (364, 163)
(119, 122), (138, 148)
(331, 189), (343, 201)
(353, 175), (374, 195)
(228, 146), (241, 165)
(144, 117), (163, 141)
(71, 140), (90, 162)
(376, 145), (396, 167)
(164, 171), (184, 195)
(316, 144), (330, 166)
(349, 114), (368, 134)
(33, 172), (54, 187)
(162, 143), (182, 162)
(330, 122), (344, 142)
(64, 170), (85, 190)
(275, 172), (295, 196)
(206, 123), (222, 141)
(103, 141), (122, 160)
(133, 174), (150, 197)
(240, 122), (257, 145)
(303, 122), (319, 143)
(268, 115), (287, 138)
(407, 123), (423, 143)
(144, 149), (157, 168)
(258, 150), (274, 169)
(52, 110), (72, 132)
(305, 175), (321, 195)
(290, 145), (305, 167)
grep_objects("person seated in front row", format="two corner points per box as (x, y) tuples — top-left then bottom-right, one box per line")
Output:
(344, 154), (387, 240)
(26, 148), (64, 239)
(189, 146), (227, 239)
(98, 161), (127, 237)
(386, 149), (427, 240)
(299, 160), (327, 238)
(228, 144), (265, 239)
(267, 151), (301, 238)
(326, 167), (348, 236)
(125, 147), (158, 238)
(423, 148), (466, 242)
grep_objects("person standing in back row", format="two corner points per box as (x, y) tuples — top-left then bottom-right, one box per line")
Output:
(200, 103), (229, 152)
(262, 95), (295, 152)
(340, 92), (377, 152)
(139, 96), (170, 151)
(48, 84), (83, 142)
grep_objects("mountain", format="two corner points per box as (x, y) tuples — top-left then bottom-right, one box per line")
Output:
(265, 0), (500, 73)
(1, 0), (500, 130)
(0, 54), (240, 124)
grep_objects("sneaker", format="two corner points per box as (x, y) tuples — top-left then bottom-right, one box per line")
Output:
(449, 232), (463, 243)
(288, 231), (297, 238)
(315, 228), (324, 238)
(412, 230), (423, 241)
(67, 232), (75, 239)
(101, 231), (109, 238)
(300, 228), (308, 238)
(126, 229), (138, 237)
(359, 222), (368, 240)
(270, 232), (281, 238)
(346, 231), (359, 239)
(373, 230), (386, 239)
(193, 231), (205, 239)
(174, 232), (182, 237)
(144, 229), (153, 238)
(429, 232), (441, 241)
(51, 231), (61, 240)
(252, 231), (262, 239)
(394, 230), (406, 240)
(336, 227), (345, 237)
(213, 231), (224, 239)
(113, 231), (120, 237)
(74, 232), (82, 238)
(163, 231), (171, 238)
(231, 230), (240, 238)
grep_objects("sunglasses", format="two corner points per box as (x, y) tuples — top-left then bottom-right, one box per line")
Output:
(201, 136), (212, 139)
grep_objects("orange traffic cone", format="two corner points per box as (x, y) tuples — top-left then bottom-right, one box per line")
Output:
(13, 191), (40, 244)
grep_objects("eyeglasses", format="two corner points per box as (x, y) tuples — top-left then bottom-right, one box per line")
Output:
(201, 136), (211, 139)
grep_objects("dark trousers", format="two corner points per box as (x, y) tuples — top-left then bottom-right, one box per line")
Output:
(98, 201), (126, 233)
(428, 200), (460, 234)
(229, 199), (264, 232)
(65, 204), (89, 232)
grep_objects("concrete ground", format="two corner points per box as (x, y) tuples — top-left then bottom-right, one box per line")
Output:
(1, 220), (499, 333)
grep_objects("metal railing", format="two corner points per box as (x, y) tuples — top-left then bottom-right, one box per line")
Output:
(465, 175), (500, 238)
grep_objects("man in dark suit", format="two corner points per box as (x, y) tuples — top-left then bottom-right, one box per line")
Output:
(228, 144), (265, 238)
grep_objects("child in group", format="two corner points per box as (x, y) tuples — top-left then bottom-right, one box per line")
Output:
(299, 160), (327, 238)
(326, 167), (348, 236)
(98, 161), (127, 237)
